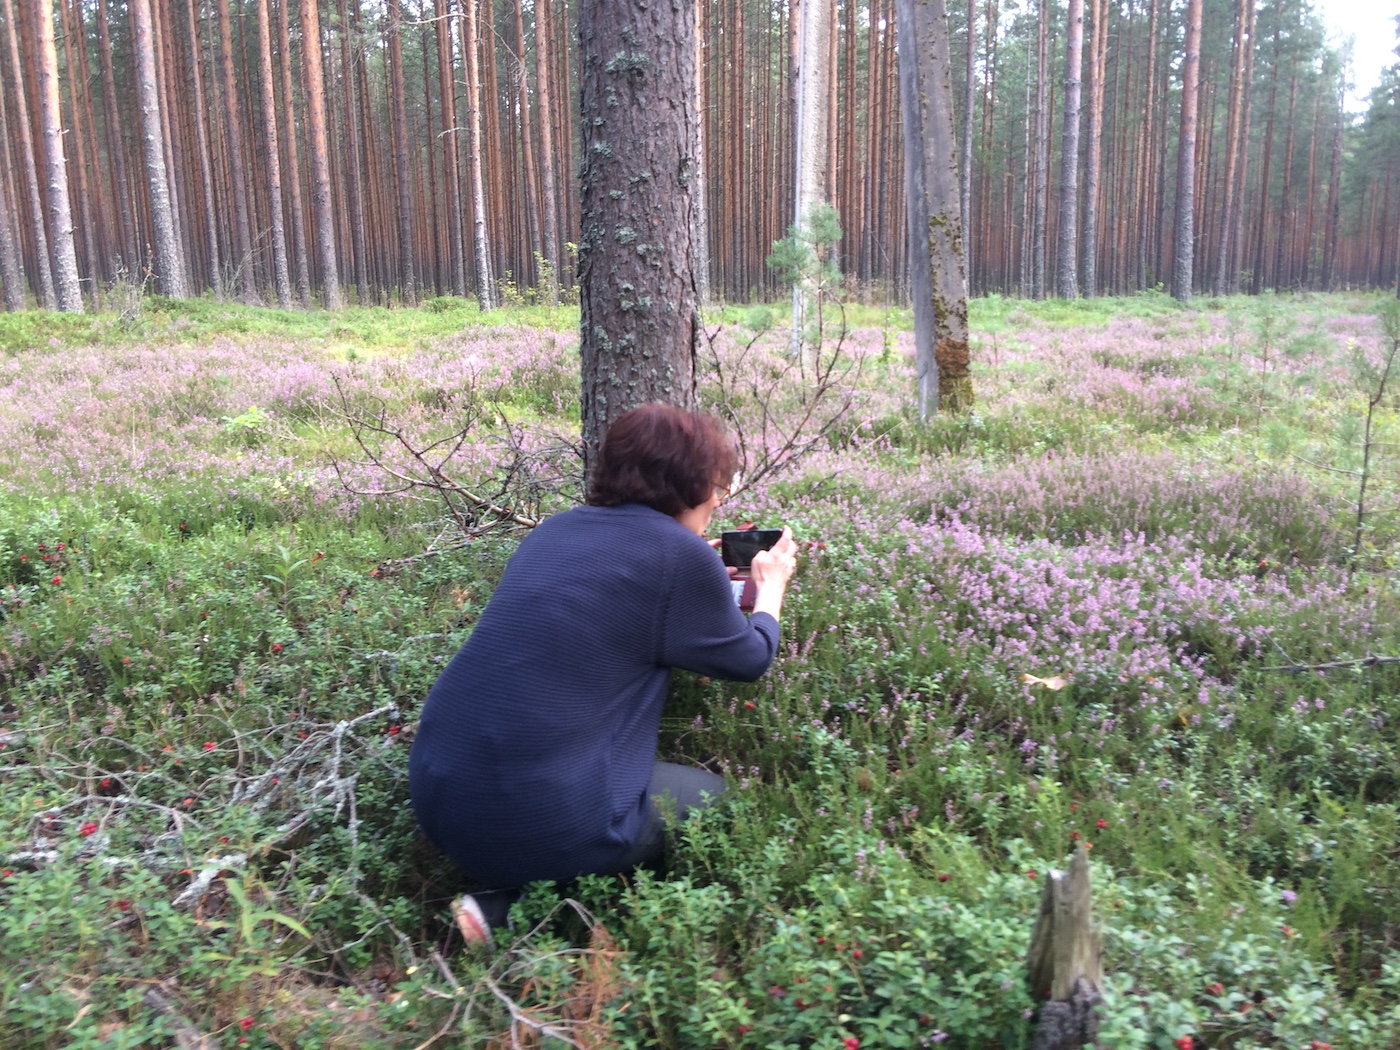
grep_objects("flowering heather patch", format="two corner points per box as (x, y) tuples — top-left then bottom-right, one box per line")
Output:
(1, 295), (1398, 1048)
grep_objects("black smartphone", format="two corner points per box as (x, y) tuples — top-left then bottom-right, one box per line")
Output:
(720, 528), (783, 571)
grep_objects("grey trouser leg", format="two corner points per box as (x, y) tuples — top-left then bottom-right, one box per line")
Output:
(609, 761), (728, 873)
(471, 762), (729, 925)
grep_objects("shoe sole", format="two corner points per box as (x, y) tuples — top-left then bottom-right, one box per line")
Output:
(453, 895), (496, 951)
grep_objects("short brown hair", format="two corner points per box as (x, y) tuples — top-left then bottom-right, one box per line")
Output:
(588, 403), (738, 516)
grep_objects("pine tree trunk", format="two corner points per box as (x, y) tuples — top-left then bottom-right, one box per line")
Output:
(1056, 0), (1083, 299)
(692, 0), (711, 306)
(1322, 75), (1343, 291)
(0, 91), (25, 309)
(277, 0), (311, 305)
(1299, 88), (1321, 288)
(182, 0), (224, 299)
(334, 0), (369, 303)
(302, 0), (342, 308)
(254, 0), (292, 307)
(1170, 0), (1201, 301)
(32, 0), (83, 311)
(962, 0), (974, 258)
(214, 0), (259, 302)
(459, 0), (494, 308)
(897, 0), (970, 416)
(2, 0), (55, 308)
(1134, 0), (1157, 290)
(1271, 70), (1298, 290)
(1250, 24), (1280, 295)
(791, 0), (833, 363)
(58, 0), (99, 300)
(96, 0), (139, 275)
(385, 0), (417, 303)
(578, 0), (701, 480)
(434, 0), (467, 298)
(1031, 0), (1048, 299)
(1227, 0), (1255, 294)
(536, 0), (560, 301)
(1210, 0), (1246, 295)
(1080, 0), (1107, 296)
(130, 0), (186, 299)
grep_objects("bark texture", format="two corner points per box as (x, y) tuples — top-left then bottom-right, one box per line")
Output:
(896, 0), (972, 418)
(132, 0), (186, 298)
(301, 0), (341, 309)
(1056, 0), (1083, 299)
(32, 0), (83, 310)
(578, 0), (701, 481)
(1171, 0), (1202, 301)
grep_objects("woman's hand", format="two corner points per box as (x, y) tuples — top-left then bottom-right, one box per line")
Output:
(750, 527), (797, 620)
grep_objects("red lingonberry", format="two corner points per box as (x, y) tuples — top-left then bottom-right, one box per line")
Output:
(1070, 830), (1081, 840)
(239, 1017), (254, 1031)
(271, 643), (283, 653)
(115, 900), (131, 912)
(1206, 983), (1224, 996)
(843, 1039), (860, 1050)
(122, 656), (131, 664)
(203, 741), (216, 752)
(100, 778), (112, 789)
(937, 873), (951, 882)
(1028, 871), (1038, 878)
(1096, 818), (1108, 829)
(79, 822), (98, 836)
(851, 949), (863, 959)
(50, 575), (62, 585)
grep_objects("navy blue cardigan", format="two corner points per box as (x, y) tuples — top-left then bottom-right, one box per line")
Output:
(408, 503), (779, 886)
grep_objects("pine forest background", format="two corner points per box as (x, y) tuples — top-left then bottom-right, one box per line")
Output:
(1, 0), (1397, 314)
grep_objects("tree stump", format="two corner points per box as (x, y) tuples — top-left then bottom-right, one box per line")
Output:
(1026, 844), (1103, 1050)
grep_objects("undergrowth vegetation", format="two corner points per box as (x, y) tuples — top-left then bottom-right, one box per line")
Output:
(1, 291), (1398, 1048)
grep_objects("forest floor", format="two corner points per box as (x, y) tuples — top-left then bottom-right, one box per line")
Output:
(1, 290), (1398, 1049)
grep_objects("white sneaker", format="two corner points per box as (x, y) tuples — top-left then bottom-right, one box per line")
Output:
(452, 894), (496, 950)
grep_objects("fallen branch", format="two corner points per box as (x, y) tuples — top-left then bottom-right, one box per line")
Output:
(1263, 653), (1400, 673)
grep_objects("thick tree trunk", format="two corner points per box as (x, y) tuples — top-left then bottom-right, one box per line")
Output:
(2, 0), (55, 309)
(511, 0), (541, 290)
(255, 0), (292, 307)
(1056, 0), (1083, 299)
(578, 0), (701, 481)
(896, 0), (971, 417)
(302, 0), (342, 308)
(131, 0), (186, 299)
(215, 0), (259, 302)
(1170, 0), (1201, 302)
(32, 0), (83, 311)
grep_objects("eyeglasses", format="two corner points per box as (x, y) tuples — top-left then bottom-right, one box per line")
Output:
(713, 485), (730, 503)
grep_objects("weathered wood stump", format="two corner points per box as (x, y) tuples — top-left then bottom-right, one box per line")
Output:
(1026, 844), (1103, 1050)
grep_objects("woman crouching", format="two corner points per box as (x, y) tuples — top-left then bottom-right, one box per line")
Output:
(408, 403), (797, 944)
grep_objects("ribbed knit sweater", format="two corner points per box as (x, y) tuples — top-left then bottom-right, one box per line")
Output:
(408, 503), (780, 886)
